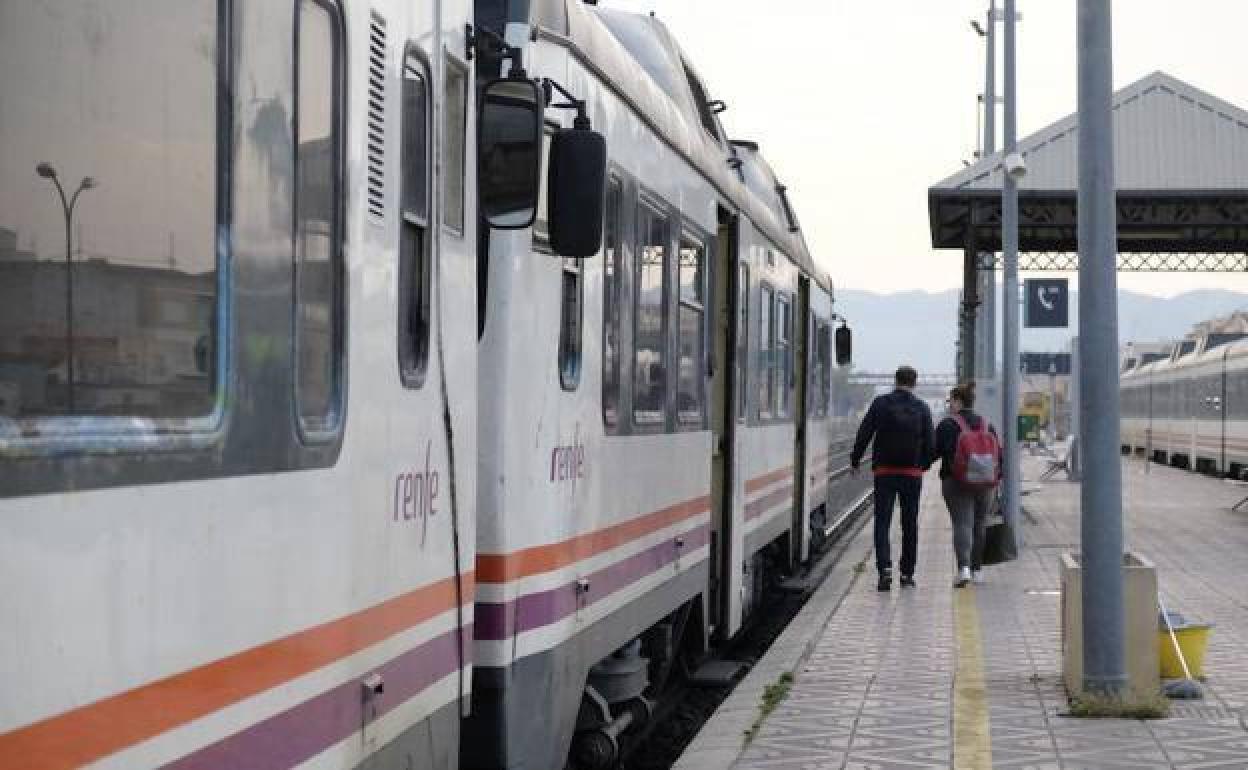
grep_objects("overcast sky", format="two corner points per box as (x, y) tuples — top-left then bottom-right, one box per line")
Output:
(605, 0), (1248, 298)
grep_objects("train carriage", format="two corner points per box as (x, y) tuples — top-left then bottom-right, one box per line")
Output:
(465, 2), (867, 768)
(1, 1), (866, 769)
(1, 0), (477, 767)
(1122, 333), (1248, 477)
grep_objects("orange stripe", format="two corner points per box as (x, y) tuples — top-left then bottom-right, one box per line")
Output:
(0, 573), (473, 770)
(477, 497), (710, 584)
(476, 466), (791, 585)
(745, 465), (794, 495)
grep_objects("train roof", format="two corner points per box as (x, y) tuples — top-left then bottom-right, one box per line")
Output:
(1124, 334), (1248, 381)
(515, 0), (832, 292)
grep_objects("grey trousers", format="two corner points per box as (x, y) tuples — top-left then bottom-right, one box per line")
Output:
(940, 477), (994, 570)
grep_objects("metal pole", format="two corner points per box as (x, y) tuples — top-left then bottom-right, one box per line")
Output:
(985, 0), (997, 156)
(1001, 0), (1022, 533)
(963, 248), (978, 382)
(974, 1), (998, 386)
(63, 187), (75, 414)
(1077, 0), (1126, 697)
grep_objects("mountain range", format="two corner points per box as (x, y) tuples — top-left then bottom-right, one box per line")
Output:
(834, 287), (1248, 374)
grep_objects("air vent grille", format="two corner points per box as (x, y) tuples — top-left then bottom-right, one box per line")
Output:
(366, 12), (387, 219)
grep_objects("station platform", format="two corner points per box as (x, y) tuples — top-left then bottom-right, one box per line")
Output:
(674, 455), (1248, 769)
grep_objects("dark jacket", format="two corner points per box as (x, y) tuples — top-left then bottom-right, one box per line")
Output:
(934, 409), (999, 479)
(850, 389), (934, 476)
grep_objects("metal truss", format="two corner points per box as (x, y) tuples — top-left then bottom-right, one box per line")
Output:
(974, 251), (1248, 272)
(930, 191), (1248, 255)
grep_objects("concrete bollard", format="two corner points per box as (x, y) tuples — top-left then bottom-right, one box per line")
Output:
(1060, 552), (1160, 700)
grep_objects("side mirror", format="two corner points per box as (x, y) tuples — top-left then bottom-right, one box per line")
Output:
(478, 77), (544, 229)
(548, 125), (606, 257)
(835, 324), (853, 367)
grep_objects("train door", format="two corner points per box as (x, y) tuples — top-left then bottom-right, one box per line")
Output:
(709, 206), (742, 636)
(790, 276), (811, 565)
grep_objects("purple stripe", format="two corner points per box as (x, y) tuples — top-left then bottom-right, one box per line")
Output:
(745, 484), (794, 521)
(163, 626), (470, 770)
(475, 525), (709, 641)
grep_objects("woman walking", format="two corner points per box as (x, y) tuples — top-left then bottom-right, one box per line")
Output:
(935, 382), (1002, 587)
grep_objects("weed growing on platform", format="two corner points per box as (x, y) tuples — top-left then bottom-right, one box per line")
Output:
(1067, 691), (1170, 719)
(743, 672), (794, 745)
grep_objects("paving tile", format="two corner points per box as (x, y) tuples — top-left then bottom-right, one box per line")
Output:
(678, 456), (1248, 770)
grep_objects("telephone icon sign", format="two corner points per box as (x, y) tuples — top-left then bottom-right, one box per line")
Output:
(1024, 278), (1068, 328)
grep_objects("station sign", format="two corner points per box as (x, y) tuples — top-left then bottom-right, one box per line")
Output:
(1020, 352), (1071, 376)
(1024, 278), (1069, 328)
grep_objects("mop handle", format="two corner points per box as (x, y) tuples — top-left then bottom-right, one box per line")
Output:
(1158, 596), (1195, 681)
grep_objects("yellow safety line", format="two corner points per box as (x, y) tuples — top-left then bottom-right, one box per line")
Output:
(953, 588), (992, 769)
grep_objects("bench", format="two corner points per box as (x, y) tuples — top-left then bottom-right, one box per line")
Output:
(1038, 437), (1076, 481)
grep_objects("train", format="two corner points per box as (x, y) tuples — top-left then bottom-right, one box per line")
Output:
(0, 2), (871, 769)
(1121, 329), (1248, 477)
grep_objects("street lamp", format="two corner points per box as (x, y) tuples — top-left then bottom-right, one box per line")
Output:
(35, 162), (98, 413)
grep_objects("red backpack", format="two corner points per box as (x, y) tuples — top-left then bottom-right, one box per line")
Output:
(951, 414), (1002, 489)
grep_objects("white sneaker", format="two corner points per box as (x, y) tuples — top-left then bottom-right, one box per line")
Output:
(955, 567), (971, 587)
(972, 570), (985, 585)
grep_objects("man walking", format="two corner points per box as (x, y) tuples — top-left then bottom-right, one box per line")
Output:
(850, 365), (934, 591)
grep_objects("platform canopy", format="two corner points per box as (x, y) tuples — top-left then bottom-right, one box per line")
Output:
(929, 72), (1248, 266)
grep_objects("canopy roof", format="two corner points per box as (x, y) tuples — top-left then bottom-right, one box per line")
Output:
(929, 72), (1248, 254)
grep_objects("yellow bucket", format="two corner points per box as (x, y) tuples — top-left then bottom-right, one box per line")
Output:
(1159, 624), (1211, 679)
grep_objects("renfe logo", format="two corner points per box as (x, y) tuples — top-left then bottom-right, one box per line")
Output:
(394, 439), (440, 546)
(550, 424), (585, 494)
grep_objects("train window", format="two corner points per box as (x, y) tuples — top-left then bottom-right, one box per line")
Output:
(533, 125), (556, 250)
(813, 321), (831, 418)
(295, 0), (345, 435)
(399, 50), (431, 388)
(634, 204), (668, 426)
(603, 179), (623, 427)
(677, 235), (706, 427)
(0, 1), (220, 423)
(776, 295), (792, 418)
(758, 285), (774, 419)
(442, 53), (468, 234)
(559, 257), (583, 390)
(682, 64), (721, 142)
(736, 263), (750, 423)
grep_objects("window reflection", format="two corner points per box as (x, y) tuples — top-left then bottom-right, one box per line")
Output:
(634, 206), (667, 425)
(442, 56), (468, 233)
(677, 236), (704, 426)
(736, 264), (749, 422)
(295, 0), (341, 429)
(813, 321), (832, 418)
(399, 52), (431, 387)
(603, 180), (622, 427)
(0, 1), (219, 420)
(559, 258), (583, 390)
(776, 295), (792, 417)
(758, 286), (773, 418)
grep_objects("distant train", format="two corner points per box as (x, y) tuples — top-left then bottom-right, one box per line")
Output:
(0, 1), (871, 769)
(1121, 332), (1248, 477)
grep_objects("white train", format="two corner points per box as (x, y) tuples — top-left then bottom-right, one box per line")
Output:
(0, 1), (869, 769)
(1121, 332), (1248, 476)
